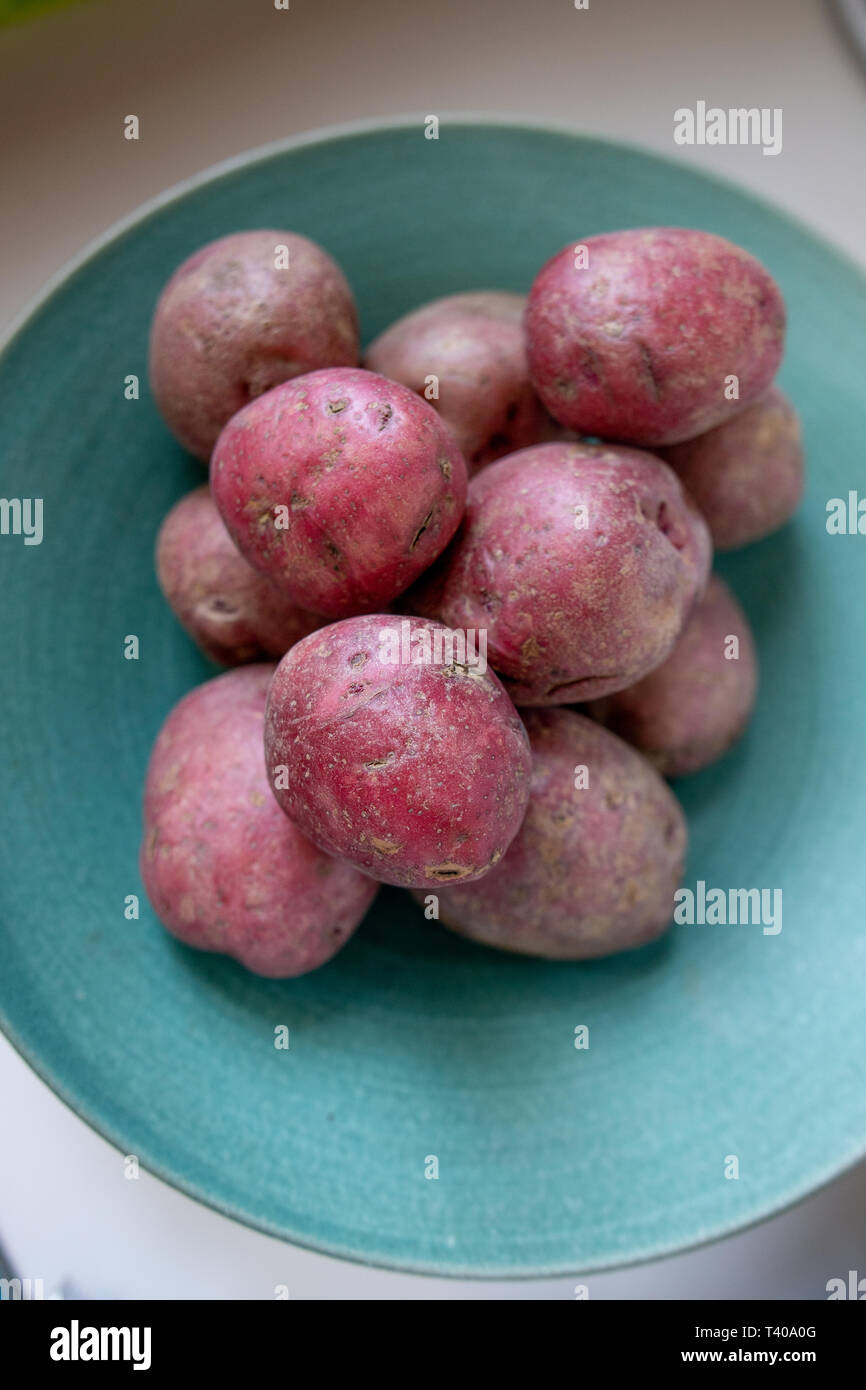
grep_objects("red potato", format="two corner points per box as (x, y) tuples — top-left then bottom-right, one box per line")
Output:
(586, 574), (757, 777)
(140, 666), (378, 977)
(415, 709), (687, 959)
(406, 441), (712, 706)
(364, 291), (563, 473)
(210, 367), (468, 619)
(264, 614), (532, 889)
(156, 486), (325, 665)
(660, 385), (804, 550)
(526, 227), (786, 446)
(149, 230), (359, 460)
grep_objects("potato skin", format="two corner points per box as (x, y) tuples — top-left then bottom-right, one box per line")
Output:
(149, 230), (359, 460)
(364, 291), (559, 473)
(526, 227), (786, 446)
(264, 614), (532, 888)
(156, 486), (325, 665)
(415, 709), (686, 959)
(406, 442), (712, 706)
(586, 574), (757, 777)
(210, 367), (468, 618)
(140, 666), (377, 977)
(660, 386), (804, 550)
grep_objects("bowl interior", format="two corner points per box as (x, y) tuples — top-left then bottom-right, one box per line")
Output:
(2, 121), (866, 1276)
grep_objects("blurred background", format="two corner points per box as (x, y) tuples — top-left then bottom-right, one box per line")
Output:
(1, 0), (865, 1299)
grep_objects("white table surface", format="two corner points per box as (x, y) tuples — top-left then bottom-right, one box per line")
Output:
(1, 0), (865, 1299)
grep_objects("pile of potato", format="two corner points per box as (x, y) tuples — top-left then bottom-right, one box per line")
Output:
(141, 227), (802, 975)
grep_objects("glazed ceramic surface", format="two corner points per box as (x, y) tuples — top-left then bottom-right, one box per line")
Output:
(1, 121), (865, 1276)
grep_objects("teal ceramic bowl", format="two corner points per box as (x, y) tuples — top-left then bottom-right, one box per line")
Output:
(2, 120), (866, 1278)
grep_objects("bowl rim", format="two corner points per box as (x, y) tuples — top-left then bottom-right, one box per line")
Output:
(2, 113), (866, 1281)
(4, 108), (866, 348)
